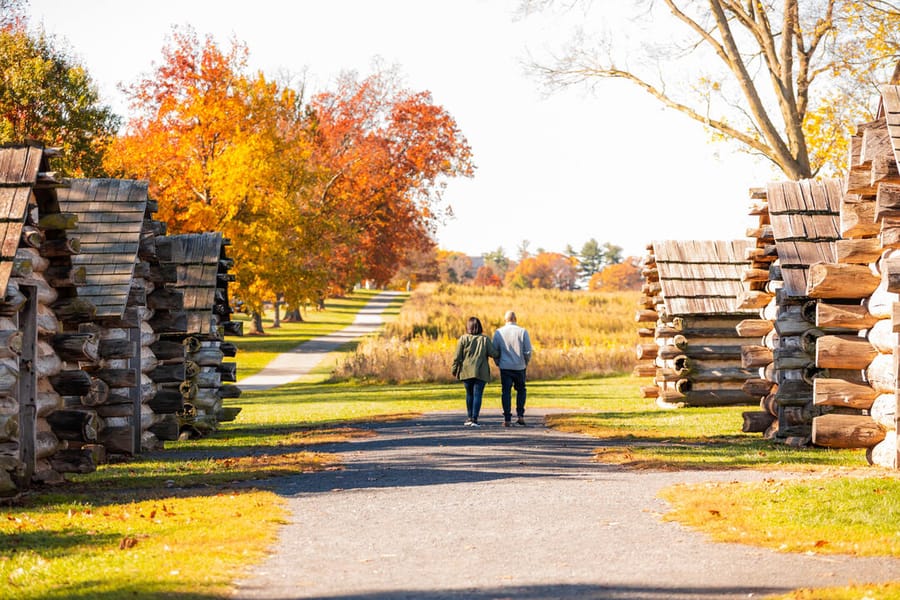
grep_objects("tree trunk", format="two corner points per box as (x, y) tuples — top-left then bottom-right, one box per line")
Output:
(742, 411), (776, 433)
(148, 363), (186, 383)
(46, 409), (100, 442)
(742, 378), (775, 397)
(741, 345), (773, 368)
(815, 335), (878, 369)
(815, 302), (880, 330)
(98, 338), (136, 360)
(150, 340), (186, 361)
(246, 311), (264, 335)
(147, 388), (184, 413)
(836, 238), (883, 264)
(812, 378), (877, 409)
(49, 369), (92, 395)
(806, 263), (880, 299)
(735, 319), (773, 337)
(812, 414), (886, 448)
(49, 448), (96, 474)
(635, 343), (659, 360)
(51, 333), (99, 362)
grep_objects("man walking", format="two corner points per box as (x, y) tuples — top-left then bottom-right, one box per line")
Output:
(492, 310), (532, 427)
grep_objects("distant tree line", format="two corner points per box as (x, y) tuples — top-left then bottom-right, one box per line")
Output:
(390, 238), (642, 292)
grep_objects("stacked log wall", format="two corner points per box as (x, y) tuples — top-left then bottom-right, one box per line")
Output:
(735, 188), (779, 437)
(637, 240), (760, 408)
(634, 243), (662, 399)
(160, 233), (241, 438)
(807, 92), (900, 466)
(32, 156), (101, 482)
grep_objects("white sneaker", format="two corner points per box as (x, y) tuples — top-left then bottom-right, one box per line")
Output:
(464, 420), (473, 426)
(470, 422), (481, 428)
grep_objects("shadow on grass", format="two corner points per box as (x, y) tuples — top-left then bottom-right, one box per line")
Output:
(2, 528), (120, 555)
(547, 412), (862, 471)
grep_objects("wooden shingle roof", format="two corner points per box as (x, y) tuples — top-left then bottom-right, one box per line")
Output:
(883, 85), (900, 168)
(57, 179), (148, 317)
(168, 232), (223, 334)
(766, 179), (841, 298)
(652, 240), (754, 316)
(0, 146), (43, 293)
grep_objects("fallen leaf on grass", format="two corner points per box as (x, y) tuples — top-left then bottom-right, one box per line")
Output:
(119, 536), (138, 549)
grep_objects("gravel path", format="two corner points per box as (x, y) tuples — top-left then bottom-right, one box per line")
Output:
(239, 292), (401, 391)
(233, 412), (900, 599)
(229, 293), (900, 600)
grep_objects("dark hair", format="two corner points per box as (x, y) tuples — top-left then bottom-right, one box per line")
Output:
(466, 316), (483, 335)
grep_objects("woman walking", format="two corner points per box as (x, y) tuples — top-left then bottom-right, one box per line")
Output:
(451, 316), (499, 427)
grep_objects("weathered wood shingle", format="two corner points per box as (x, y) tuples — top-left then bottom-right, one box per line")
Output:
(0, 146), (43, 292)
(652, 239), (754, 316)
(56, 179), (148, 317)
(766, 179), (841, 297)
(167, 232), (223, 334)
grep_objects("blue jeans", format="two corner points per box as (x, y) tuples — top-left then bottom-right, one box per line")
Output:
(463, 379), (486, 421)
(500, 369), (527, 421)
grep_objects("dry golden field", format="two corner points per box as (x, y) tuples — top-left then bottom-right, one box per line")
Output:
(333, 283), (639, 383)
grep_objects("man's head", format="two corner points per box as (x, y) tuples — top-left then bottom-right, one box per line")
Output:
(504, 310), (517, 323)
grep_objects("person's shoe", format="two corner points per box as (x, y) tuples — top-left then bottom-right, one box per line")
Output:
(516, 417), (526, 426)
(464, 419), (473, 426)
(503, 420), (512, 427)
(470, 421), (481, 428)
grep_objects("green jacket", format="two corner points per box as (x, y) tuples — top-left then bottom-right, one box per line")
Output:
(451, 334), (499, 382)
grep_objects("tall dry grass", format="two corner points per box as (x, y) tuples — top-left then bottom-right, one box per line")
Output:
(332, 283), (639, 383)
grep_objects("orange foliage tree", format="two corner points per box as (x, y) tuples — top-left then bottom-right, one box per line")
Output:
(589, 258), (643, 291)
(106, 29), (473, 328)
(473, 265), (502, 287)
(309, 69), (474, 288)
(504, 252), (578, 290)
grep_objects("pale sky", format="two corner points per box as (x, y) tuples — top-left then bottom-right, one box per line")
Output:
(27, 0), (778, 260)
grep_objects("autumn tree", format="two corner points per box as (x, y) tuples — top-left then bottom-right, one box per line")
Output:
(589, 257), (643, 291)
(482, 247), (511, 279)
(106, 28), (328, 332)
(473, 265), (503, 287)
(389, 243), (440, 289)
(505, 251), (578, 290)
(437, 250), (473, 283)
(309, 68), (474, 289)
(525, 1), (900, 178)
(0, 22), (119, 175)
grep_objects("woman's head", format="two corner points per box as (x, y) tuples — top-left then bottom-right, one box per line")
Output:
(466, 316), (483, 335)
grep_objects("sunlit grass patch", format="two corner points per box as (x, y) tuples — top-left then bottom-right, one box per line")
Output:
(660, 475), (900, 557)
(333, 283), (639, 382)
(770, 583), (900, 599)
(0, 489), (286, 600)
(282, 426), (377, 445)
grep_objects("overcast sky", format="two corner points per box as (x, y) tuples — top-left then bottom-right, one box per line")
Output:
(27, 0), (778, 259)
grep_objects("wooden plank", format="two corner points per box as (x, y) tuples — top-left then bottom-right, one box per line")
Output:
(17, 284), (39, 485)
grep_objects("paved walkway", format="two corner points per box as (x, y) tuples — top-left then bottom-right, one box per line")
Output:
(233, 412), (900, 600)
(230, 292), (900, 599)
(239, 291), (401, 391)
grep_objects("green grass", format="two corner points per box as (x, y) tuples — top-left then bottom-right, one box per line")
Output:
(542, 376), (863, 470)
(660, 475), (900, 556)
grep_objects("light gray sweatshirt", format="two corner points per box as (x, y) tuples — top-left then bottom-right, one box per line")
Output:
(492, 323), (532, 370)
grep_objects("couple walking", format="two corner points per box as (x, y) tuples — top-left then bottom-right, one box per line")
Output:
(451, 311), (532, 428)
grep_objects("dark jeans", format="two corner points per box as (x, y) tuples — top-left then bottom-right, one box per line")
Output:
(463, 378), (486, 421)
(500, 369), (526, 421)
